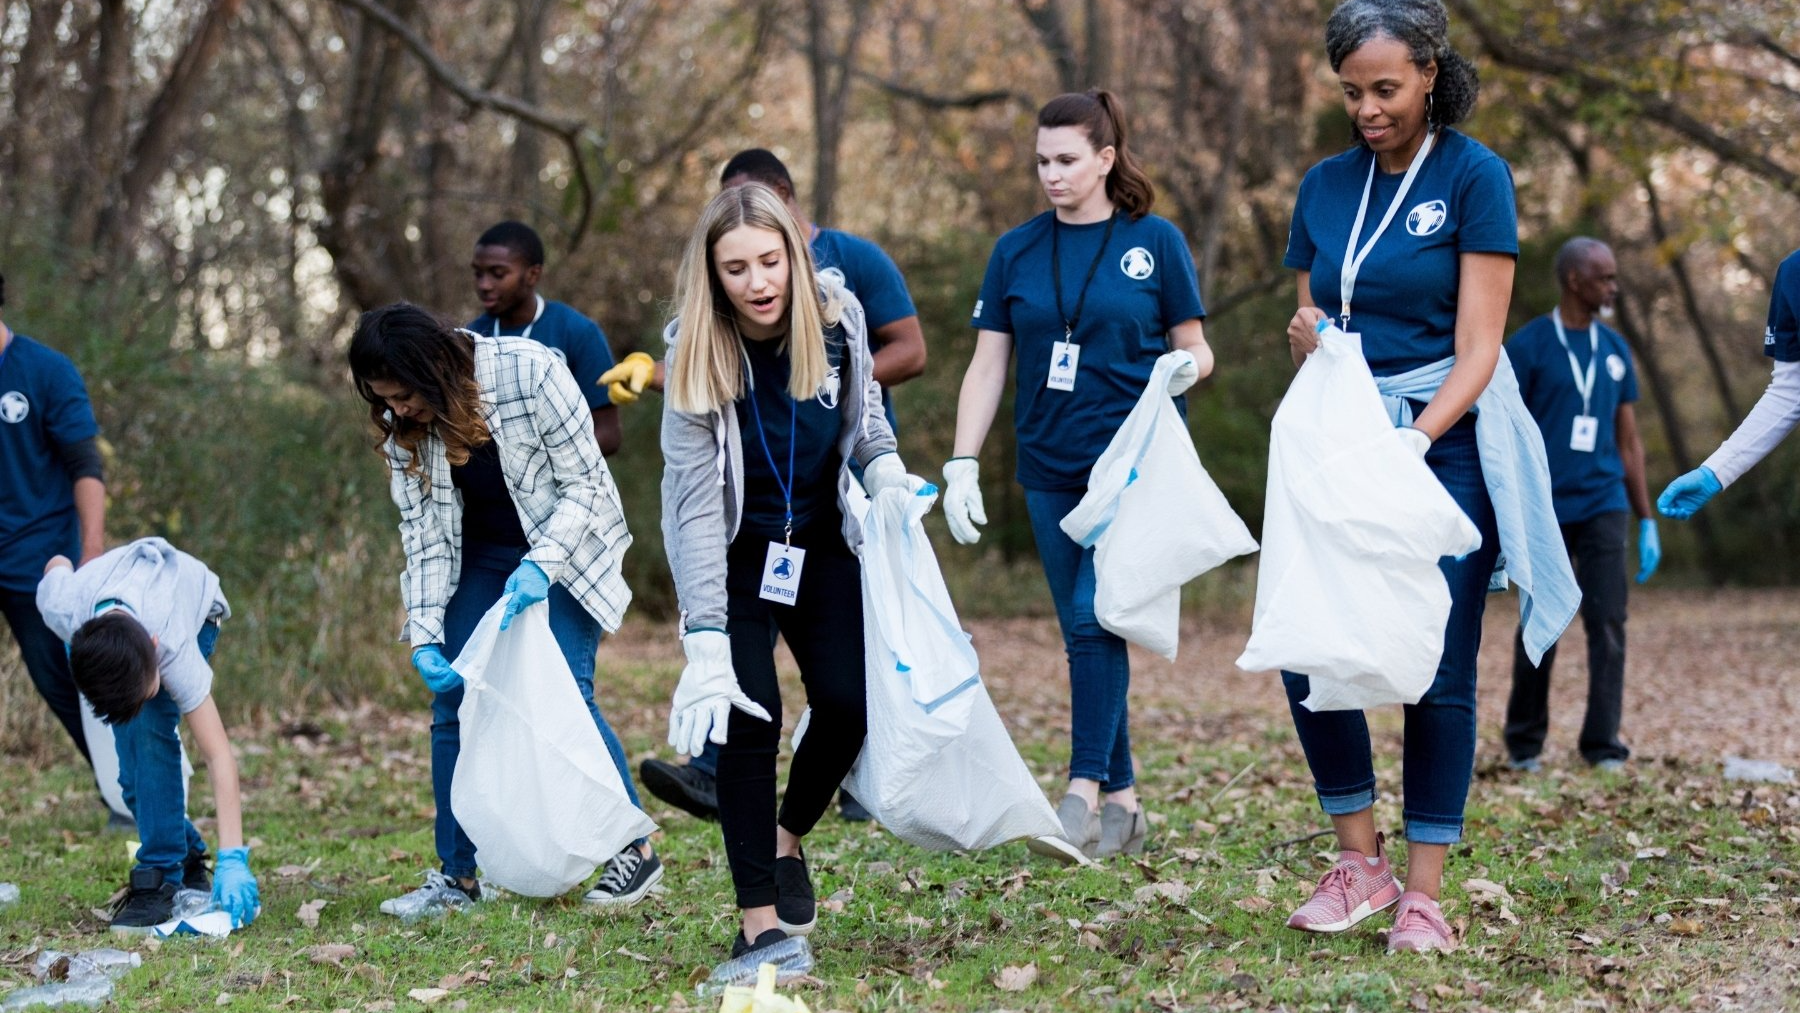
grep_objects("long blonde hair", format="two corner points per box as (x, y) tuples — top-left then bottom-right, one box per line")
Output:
(668, 183), (842, 414)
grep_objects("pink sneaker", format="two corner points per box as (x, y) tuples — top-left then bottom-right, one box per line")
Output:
(1286, 834), (1401, 933)
(1386, 891), (1455, 953)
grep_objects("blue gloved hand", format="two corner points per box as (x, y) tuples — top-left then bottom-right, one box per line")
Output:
(1636, 518), (1661, 584)
(212, 847), (259, 928)
(1657, 466), (1722, 520)
(412, 645), (462, 693)
(500, 560), (550, 631)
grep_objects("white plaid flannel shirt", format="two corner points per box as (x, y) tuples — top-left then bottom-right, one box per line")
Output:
(386, 335), (632, 645)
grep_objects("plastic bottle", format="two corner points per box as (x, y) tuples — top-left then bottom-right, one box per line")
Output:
(169, 889), (214, 920)
(695, 937), (815, 998)
(0, 978), (115, 1009)
(31, 948), (140, 983)
(0, 883), (19, 907)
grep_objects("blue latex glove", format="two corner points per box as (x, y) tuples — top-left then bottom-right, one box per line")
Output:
(412, 645), (462, 693)
(1657, 466), (1722, 520)
(1636, 518), (1661, 584)
(500, 560), (550, 631)
(212, 847), (259, 928)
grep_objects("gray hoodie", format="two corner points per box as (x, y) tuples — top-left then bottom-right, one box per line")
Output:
(660, 276), (896, 632)
(37, 537), (230, 714)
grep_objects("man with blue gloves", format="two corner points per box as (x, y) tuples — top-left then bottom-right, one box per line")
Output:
(1660, 247), (1800, 520)
(1503, 239), (1658, 772)
(36, 538), (259, 931)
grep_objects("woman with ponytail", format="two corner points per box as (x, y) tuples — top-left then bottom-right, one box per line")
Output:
(944, 90), (1215, 862)
(1277, 0), (1575, 953)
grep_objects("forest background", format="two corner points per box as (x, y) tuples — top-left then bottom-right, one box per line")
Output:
(2, 0), (1799, 739)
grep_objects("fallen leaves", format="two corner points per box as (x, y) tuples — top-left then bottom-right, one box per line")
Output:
(405, 987), (449, 1005)
(296, 899), (328, 929)
(993, 963), (1037, 992)
(306, 944), (356, 966)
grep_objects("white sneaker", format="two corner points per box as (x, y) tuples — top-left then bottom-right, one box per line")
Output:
(379, 870), (481, 920)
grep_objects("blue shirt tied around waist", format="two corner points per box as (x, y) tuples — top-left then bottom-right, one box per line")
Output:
(1372, 350), (1580, 664)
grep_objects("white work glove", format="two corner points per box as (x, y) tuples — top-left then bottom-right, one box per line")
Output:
(668, 630), (771, 757)
(1395, 426), (1431, 458)
(863, 453), (929, 501)
(1163, 348), (1199, 395)
(942, 457), (987, 545)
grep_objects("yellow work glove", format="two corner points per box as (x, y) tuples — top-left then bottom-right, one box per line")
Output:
(598, 351), (656, 405)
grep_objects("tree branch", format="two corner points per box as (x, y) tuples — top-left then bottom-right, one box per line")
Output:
(851, 68), (1029, 109)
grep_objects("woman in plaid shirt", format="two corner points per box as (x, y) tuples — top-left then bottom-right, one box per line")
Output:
(349, 302), (660, 916)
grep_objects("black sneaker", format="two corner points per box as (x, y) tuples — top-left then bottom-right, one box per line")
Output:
(182, 848), (212, 892)
(638, 758), (719, 820)
(111, 867), (176, 934)
(837, 789), (872, 822)
(582, 847), (664, 907)
(730, 927), (790, 959)
(774, 854), (816, 936)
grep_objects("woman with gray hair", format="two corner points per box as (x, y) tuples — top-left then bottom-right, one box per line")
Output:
(1277, 0), (1573, 953)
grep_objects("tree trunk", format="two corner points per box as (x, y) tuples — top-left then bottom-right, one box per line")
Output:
(805, 0), (869, 226)
(61, 0), (131, 254)
(507, 0), (547, 199)
(4, 0), (62, 239)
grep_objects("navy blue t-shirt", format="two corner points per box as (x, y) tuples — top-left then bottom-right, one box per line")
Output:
(973, 211), (1206, 491)
(1763, 248), (1800, 363)
(811, 228), (916, 431)
(0, 334), (99, 591)
(1507, 313), (1640, 524)
(468, 298), (617, 410)
(1285, 129), (1519, 376)
(450, 440), (529, 548)
(733, 330), (846, 541)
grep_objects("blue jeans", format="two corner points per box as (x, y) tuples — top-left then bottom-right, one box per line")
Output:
(1023, 487), (1134, 792)
(430, 542), (642, 879)
(1281, 418), (1501, 845)
(116, 620), (219, 882)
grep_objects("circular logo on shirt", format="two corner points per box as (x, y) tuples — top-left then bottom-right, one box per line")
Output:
(816, 366), (841, 409)
(1120, 247), (1155, 280)
(0, 391), (27, 424)
(1406, 200), (1449, 237)
(1606, 354), (1627, 382)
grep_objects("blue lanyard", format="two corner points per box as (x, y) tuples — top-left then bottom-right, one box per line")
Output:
(743, 365), (798, 544)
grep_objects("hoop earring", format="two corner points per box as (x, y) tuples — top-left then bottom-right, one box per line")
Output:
(1426, 91), (1436, 125)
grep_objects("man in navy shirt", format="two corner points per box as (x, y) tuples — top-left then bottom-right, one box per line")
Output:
(632, 149), (928, 822)
(0, 271), (109, 787)
(1503, 238), (1658, 772)
(468, 221), (622, 455)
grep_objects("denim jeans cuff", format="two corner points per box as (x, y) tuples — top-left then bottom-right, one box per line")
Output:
(1099, 777), (1136, 794)
(1403, 818), (1463, 845)
(441, 864), (477, 881)
(1316, 783), (1377, 816)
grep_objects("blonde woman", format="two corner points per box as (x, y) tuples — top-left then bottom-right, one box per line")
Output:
(659, 183), (924, 965)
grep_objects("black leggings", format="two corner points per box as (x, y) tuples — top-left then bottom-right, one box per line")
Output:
(717, 524), (867, 909)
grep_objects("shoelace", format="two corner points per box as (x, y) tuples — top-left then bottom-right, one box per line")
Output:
(1307, 862), (1357, 909)
(594, 852), (642, 895)
(1393, 899), (1447, 938)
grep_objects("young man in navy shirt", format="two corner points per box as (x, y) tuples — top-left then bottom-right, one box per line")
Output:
(0, 271), (111, 798)
(468, 221), (622, 456)
(1503, 238), (1659, 772)
(629, 149), (928, 823)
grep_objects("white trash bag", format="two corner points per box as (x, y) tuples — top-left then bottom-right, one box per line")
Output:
(83, 693), (193, 820)
(840, 482), (1061, 851)
(1060, 351), (1258, 659)
(450, 600), (654, 896)
(1235, 325), (1482, 710)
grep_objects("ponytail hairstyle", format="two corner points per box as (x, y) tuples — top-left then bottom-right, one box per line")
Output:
(347, 302), (490, 486)
(667, 183), (842, 415)
(1036, 89), (1156, 220)
(1325, 0), (1480, 145)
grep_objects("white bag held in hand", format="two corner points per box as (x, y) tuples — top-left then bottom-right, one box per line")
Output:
(1060, 351), (1258, 660)
(450, 600), (655, 896)
(1235, 325), (1482, 710)
(841, 482), (1061, 850)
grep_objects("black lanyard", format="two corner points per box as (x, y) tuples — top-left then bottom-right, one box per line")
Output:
(1051, 211), (1117, 344)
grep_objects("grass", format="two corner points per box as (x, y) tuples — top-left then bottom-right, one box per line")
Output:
(0, 644), (1796, 1012)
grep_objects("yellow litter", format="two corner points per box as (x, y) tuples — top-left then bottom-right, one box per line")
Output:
(717, 962), (810, 1013)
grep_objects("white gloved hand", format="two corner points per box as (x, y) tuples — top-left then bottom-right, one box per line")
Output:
(668, 630), (771, 757)
(941, 457), (987, 545)
(862, 452), (928, 500)
(1395, 426), (1431, 458)
(1163, 348), (1199, 395)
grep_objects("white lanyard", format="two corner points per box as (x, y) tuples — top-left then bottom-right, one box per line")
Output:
(1339, 129), (1438, 331)
(493, 294), (546, 341)
(1551, 307), (1600, 415)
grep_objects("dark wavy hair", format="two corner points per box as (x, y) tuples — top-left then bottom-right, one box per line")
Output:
(1037, 90), (1156, 220)
(1325, 0), (1480, 144)
(69, 612), (159, 726)
(347, 302), (489, 486)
